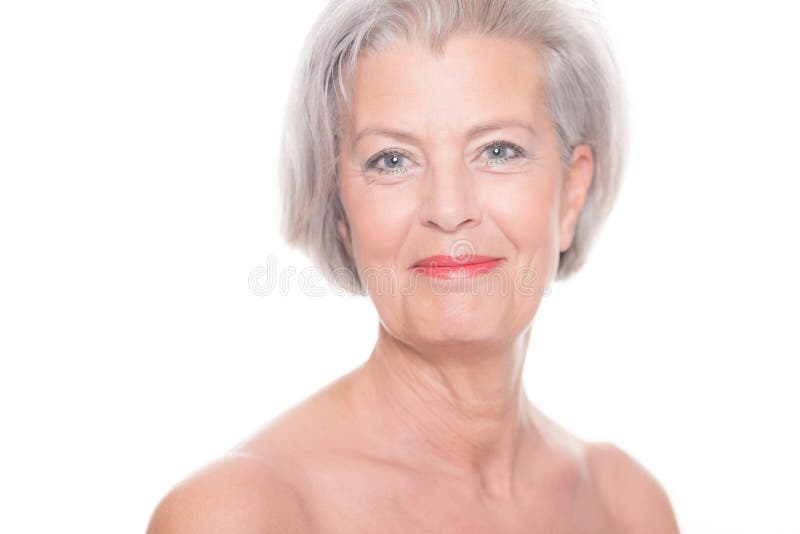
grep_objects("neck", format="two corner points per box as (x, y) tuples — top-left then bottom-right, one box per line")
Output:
(351, 322), (541, 501)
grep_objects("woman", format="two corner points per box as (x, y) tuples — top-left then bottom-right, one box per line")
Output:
(148, 0), (680, 532)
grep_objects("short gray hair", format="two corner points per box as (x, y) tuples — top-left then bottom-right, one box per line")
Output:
(278, 0), (628, 295)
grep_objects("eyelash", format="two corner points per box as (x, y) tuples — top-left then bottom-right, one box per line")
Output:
(364, 140), (527, 176)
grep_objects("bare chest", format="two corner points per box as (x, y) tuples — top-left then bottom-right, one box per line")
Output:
(298, 468), (620, 534)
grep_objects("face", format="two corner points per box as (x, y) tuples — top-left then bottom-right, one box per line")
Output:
(336, 33), (594, 349)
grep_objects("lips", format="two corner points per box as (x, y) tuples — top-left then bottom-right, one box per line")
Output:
(410, 254), (504, 279)
(411, 254), (502, 268)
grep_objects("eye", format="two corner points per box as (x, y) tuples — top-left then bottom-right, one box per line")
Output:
(478, 140), (527, 169)
(364, 140), (527, 176)
(364, 150), (415, 176)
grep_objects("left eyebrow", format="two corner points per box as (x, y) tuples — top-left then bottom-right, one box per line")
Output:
(354, 119), (538, 146)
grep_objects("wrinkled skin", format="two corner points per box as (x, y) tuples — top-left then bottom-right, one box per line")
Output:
(146, 33), (679, 534)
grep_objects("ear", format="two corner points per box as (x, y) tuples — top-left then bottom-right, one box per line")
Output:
(558, 144), (595, 253)
(337, 215), (353, 258)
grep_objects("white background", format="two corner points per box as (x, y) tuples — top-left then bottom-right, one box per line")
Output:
(1, 1), (798, 532)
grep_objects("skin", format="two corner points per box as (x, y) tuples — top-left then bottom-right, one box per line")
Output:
(147, 34), (680, 533)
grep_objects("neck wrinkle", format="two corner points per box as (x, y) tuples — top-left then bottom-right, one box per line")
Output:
(358, 321), (540, 503)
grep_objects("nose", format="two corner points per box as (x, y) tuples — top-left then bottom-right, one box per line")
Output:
(418, 159), (482, 233)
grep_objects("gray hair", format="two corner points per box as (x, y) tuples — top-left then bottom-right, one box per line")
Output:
(278, 0), (628, 295)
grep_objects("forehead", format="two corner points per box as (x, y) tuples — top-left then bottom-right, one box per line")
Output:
(348, 34), (548, 138)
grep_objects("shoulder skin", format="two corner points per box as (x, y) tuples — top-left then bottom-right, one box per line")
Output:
(586, 441), (681, 534)
(145, 452), (311, 534)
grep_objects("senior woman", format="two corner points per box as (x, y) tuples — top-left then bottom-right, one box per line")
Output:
(148, 0), (680, 532)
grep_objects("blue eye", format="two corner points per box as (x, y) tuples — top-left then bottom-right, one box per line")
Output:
(481, 141), (526, 168)
(364, 140), (527, 176)
(364, 150), (413, 176)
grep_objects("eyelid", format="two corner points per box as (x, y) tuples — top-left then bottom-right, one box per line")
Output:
(474, 139), (527, 160)
(363, 148), (415, 171)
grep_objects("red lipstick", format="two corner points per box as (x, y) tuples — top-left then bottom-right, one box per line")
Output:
(410, 254), (504, 279)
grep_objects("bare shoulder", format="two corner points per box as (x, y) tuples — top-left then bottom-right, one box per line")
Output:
(585, 441), (681, 534)
(145, 452), (311, 534)
(146, 370), (360, 533)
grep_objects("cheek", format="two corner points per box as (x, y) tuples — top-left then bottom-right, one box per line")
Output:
(485, 177), (561, 286)
(492, 179), (559, 246)
(341, 183), (416, 268)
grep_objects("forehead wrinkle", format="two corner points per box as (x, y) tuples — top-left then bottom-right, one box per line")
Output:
(354, 119), (539, 147)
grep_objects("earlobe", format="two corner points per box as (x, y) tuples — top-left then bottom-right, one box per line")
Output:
(558, 144), (595, 253)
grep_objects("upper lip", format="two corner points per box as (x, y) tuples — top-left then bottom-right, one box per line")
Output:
(411, 254), (504, 268)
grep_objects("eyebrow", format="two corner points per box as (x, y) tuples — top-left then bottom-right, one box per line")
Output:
(353, 119), (538, 146)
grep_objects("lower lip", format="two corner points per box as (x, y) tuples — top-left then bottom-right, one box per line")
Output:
(411, 259), (504, 279)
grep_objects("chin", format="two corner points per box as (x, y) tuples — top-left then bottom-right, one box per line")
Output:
(412, 298), (507, 345)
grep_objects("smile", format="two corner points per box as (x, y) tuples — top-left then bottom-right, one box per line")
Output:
(410, 255), (505, 280)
